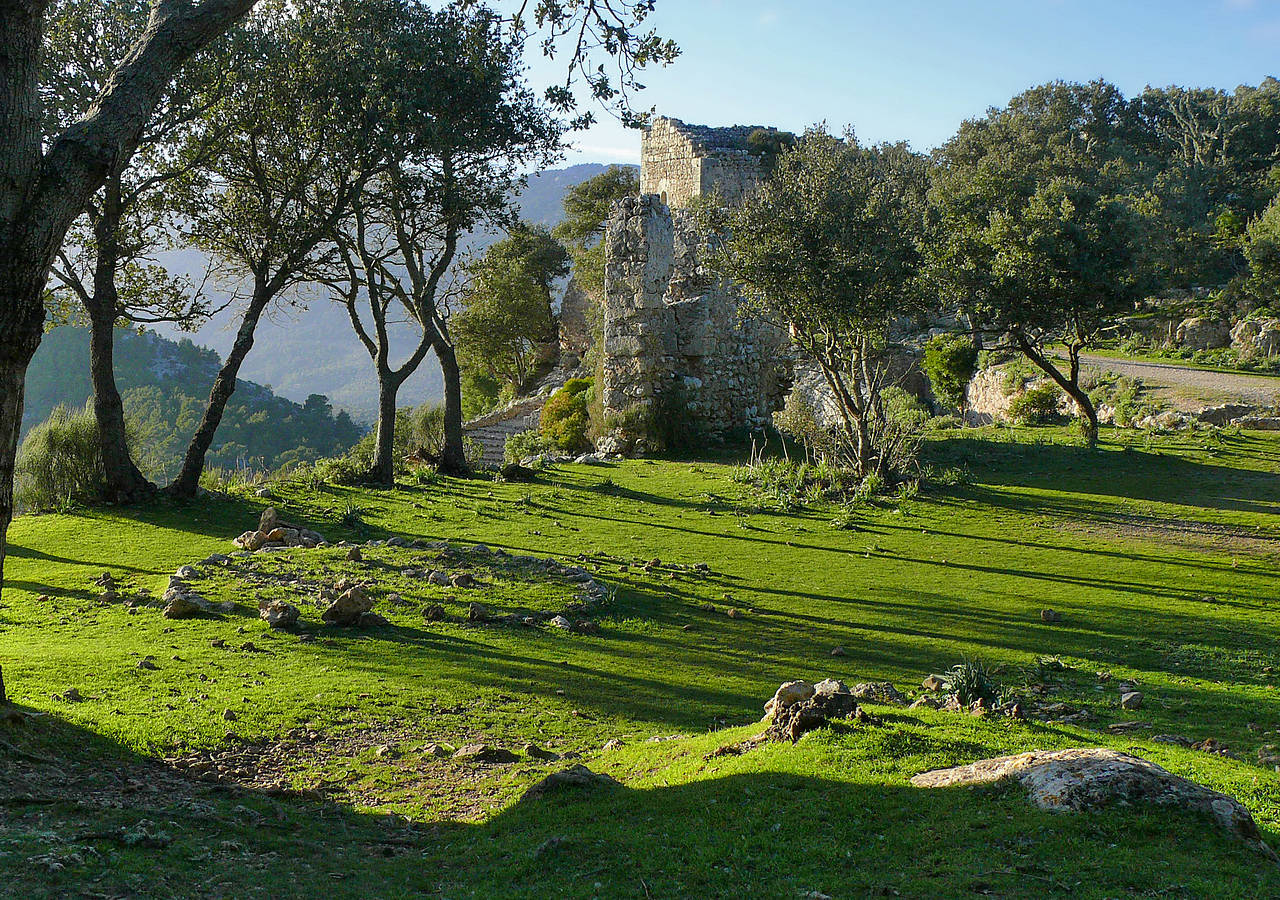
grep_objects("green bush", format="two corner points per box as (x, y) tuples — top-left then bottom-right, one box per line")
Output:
(540, 378), (593, 452)
(15, 402), (108, 512)
(922, 334), (978, 411)
(1008, 383), (1062, 425)
(943, 660), (1002, 707)
(505, 428), (557, 464)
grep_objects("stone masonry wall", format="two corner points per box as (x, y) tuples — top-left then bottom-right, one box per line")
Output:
(601, 194), (787, 450)
(640, 116), (774, 208)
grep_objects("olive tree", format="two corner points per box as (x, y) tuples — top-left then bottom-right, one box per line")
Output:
(710, 128), (929, 480)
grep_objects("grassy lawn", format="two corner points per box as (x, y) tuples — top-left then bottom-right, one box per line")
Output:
(1, 426), (1279, 897)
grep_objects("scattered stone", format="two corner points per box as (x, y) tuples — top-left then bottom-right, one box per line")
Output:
(428, 571), (451, 587)
(909, 696), (940, 710)
(549, 615), (572, 629)
(851, 682), (907, 705)
(1120, 691), (1144, 710)
(453, 744), (518, 764)
(601, 738), (625, 751)
(1106, 721), (1149, 734)
(499, 463), (536, 483)
(763, 681), (816, 722)
(161, 587), (206, 619)
(222, 709), (237, 722)
(726, 607), (744, 619)
(258, 599), (300, 630)
(681, 623), (695, 632)
(385, 593), (407, 607)
(358, 612), (390, 628)
(450, 573), (477, 589)
(210, 639), (226, 649)
(573, 620), (601, 635)
(830, 646), (846, 657)
(422, 604), (446, 622)
(423, 743), (451, 758)
(1040, 609), (1061, 623)
(921, 674), (946, 691)
(175, 565), (198, 579)
(1258, 745), (1280, 768)
(467, 602), (490, 623)
(911, 748), (1277, 860)
(322, 585), (374, 627)
(523, 742), (560, 761)
(347, 547), (363, 562)
(1192, 737), (1231, 756)
(521, 764), (619, 801)
(765, 679), (867, 743)
(1151, 734), (1193, 747)
(136, 659), (158, 671)
(58, 688), (83, 703)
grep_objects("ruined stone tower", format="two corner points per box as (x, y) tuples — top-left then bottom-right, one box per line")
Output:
(599, 118), (789, 452)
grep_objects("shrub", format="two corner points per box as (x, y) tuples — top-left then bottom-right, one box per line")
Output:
(540, 378), (593, 452)
(505, 428), (557, 464)
(922, 334), (978, 411)
(14, 402), (108, 512)
(1008, 383), (1062, 425)
(943, 660), (1001, 707)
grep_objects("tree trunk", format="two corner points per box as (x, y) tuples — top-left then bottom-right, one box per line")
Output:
(166, 287), (272, 498)
(367, 374), (400, 487)
(436, 339), (469, 475)
(1015, 333), (1099, 447)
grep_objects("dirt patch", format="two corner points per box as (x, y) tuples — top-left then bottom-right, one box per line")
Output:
(1062, 513), (1280, 564)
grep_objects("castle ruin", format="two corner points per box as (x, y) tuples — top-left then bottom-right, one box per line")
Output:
(598, 117), (790, 451)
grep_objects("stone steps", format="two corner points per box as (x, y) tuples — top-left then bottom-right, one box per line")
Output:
(464, 400), (544, 467)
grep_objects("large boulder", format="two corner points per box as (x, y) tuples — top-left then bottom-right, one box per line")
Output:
(1231, 317), (1280, 359)
(322, 585), (374, 626)
(911, 748), (1277, 861)
(1175, 316), (1231, 350)
(763, 679), (864, 743)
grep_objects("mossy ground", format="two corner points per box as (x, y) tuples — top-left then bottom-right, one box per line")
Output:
(1, 426), (1279, 897)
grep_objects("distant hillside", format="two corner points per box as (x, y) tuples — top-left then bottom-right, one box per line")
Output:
(153, 163), (638, 422)
(24, 326), (364, 482)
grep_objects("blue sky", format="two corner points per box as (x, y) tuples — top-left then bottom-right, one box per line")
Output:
(525, 0), (1280, 166)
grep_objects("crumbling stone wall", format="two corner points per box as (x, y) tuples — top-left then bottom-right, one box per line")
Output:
(640, 117), (775, 208)
(600, 194), (787, 450)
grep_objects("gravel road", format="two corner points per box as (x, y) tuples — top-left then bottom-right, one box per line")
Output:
(1075, 354), (1280, 410)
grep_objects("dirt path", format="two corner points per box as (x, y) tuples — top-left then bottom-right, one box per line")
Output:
(1074, 354), (1280, 410)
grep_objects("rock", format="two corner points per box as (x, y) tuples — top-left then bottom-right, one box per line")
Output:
(450, 573), (477, 589)
(1151, 734), (1193, 747)
(322, 586), (374, 626)
(549, 615), (572, 629)
(385, 593), (407, 607)
(255, 487), (275, 499)
(1231, 316), (1280, 359)
(422, 604), (446, 622)
(423, 743), (451, 758)
(521, 764), (619, 801)
(922, 674), (946, 691)
(358, 611), (390, 628)
(467, 602), (490, 623)
(523, 742), (560, 760)
(1198, 403), (1257, 426)
(851, 682), (907, 705)
(453, 744), (518, 764)
(162, 588), (209, 619)
(175, 565), (198, 579)
(829, 646), (846, 657)
(428, 570), (451, 587)
(766, 682), (865, 743)
(909, 696), (940, 710)
(259, 507), (282, 532)
(572, 620), (600, 635)
(910, 748), (1277, 861)
(762, 680), (815, 721)
(601, 738), (625, 751)
(1232, 415), (1280, 431)
(1176, 315), (1231, 350)
(346, 547), (362, 562)
(137, 658), (158, 671)
(59, 688), (83, 703)
(258, 599), (300, 630)
(222, 708), (237, 722)
(233, 530), (266, 551)
(1120, 691), (1144, 710)
(726, 607), (744, 619)
(1258, 745), (1280, 768)
(499, 462), (537, 483)
(573, 453), (603, 465)
(812, 678), (848, 697)
(1040, 609), (1061, 623)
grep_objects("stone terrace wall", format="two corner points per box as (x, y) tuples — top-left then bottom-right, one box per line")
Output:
(640, 117), (775, 208)
(601, 194), (788, 450)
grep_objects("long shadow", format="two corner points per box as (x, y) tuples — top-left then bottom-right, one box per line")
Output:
(3, 707), (1277, 898)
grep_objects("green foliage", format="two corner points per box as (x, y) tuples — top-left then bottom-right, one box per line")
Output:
(461, 372), (506, 421)
(553, 165), (639, 297)
(922, 334), (979, 411)
(540, 378), (594, 452)
(503, 429), (557, 464)
(454, 223), (570, 399)
(14, 402), (108, 513)
(1245, 197), (1280, 303)
(943, 660), (1003, 707)
(1008, 383), (1064, 426)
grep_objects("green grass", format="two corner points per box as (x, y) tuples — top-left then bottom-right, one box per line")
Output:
(2, 426), (1280, 897)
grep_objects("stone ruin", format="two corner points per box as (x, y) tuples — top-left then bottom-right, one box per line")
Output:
(598, 117), (791, 451)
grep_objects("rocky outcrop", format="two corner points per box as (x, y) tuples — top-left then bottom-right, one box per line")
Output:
(1231, 317), (1280, 359)
(233, 507), (326, 552)
(1176, 316), (1231, 350)
(761, 678), (870, 743)
(521, 764), (620, 801)
(911, 748), (1277, 861)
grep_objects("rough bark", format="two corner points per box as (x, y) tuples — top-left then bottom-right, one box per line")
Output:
(435, 338), (469, 475)
(368, 373), (402, 487)
(166, 287), (271, 498)
(86, 183), (155, 502)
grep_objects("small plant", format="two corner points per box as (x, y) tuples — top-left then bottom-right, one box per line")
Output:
(1008, 383), (1063, 425)
(504, 429), (557, 464)
(943, 660), (1002, 707)
(337, 501), (368, 531)
(14, 402), (110, 512)
(540, 378), (594, 452)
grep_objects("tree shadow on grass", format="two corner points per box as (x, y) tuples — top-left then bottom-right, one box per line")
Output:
(3, 707), (1277, 899)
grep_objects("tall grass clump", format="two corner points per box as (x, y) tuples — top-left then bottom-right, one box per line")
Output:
(14, 402), (108, 512)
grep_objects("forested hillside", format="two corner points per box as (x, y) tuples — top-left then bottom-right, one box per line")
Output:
(24, 327), (363, 482)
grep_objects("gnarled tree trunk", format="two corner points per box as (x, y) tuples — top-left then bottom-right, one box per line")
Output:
(435, 338), (468, 475)
(167, 287), (271, 498)
(367, 371), (403, 487)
